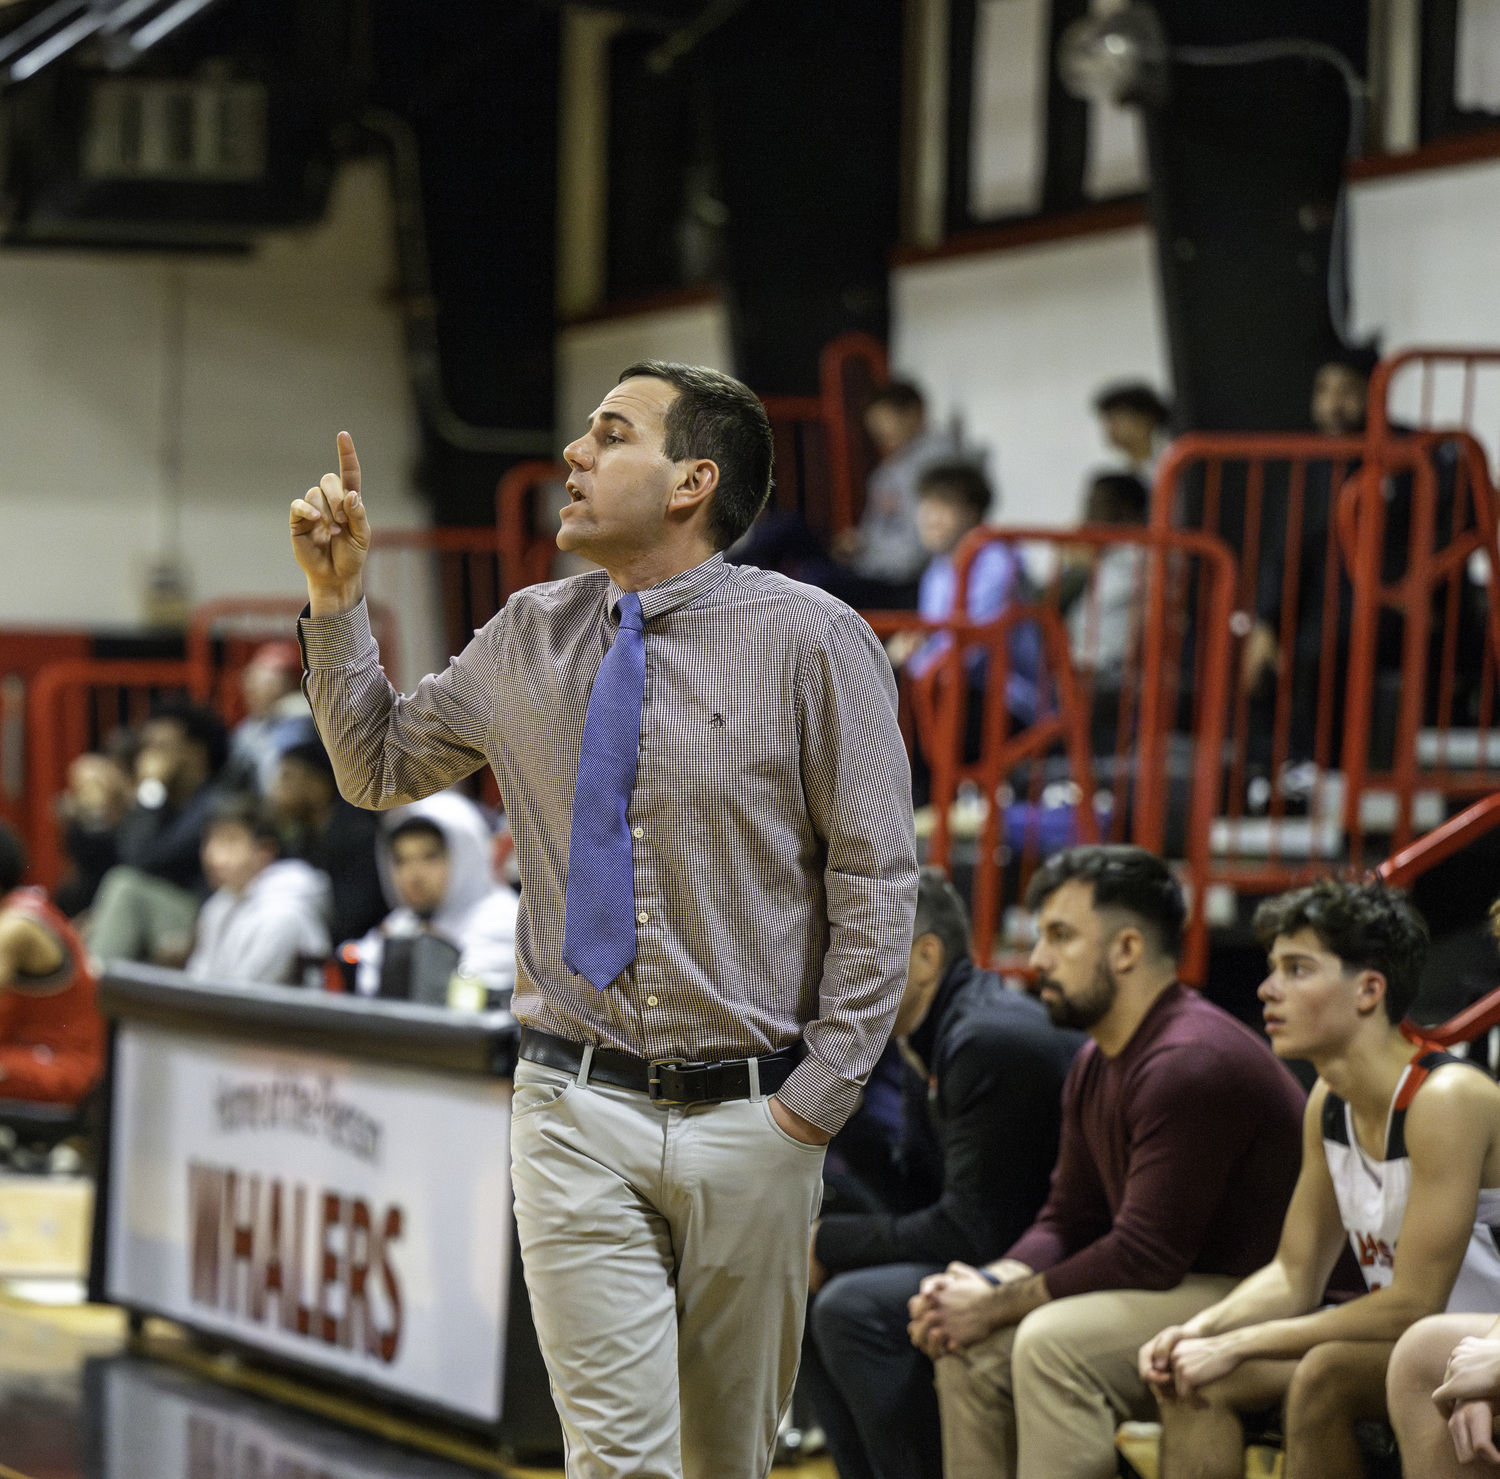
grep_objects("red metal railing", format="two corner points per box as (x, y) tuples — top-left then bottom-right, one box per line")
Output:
(866, 522), (1237, 984)
(1369, 347), (1500, 467)
(1152, 420), (1500, 890)
(762, 332), (887, 540)
(496, 459), (570, 596)
(1375, 790), (1500, 1048)
(27, 659), (193, 890)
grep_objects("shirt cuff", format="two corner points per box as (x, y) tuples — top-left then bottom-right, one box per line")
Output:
(298, 598), (376, 670)
(775, 1054), (861, 1137)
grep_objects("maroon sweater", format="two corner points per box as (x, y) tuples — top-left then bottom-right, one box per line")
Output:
(1008, 984), (1305, 1299)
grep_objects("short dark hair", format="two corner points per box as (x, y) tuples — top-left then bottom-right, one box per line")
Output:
(1025, 845), (1186, 960)
(0, 823), (25, 894)
(865, 380), (925, 416)
(913, 866), (972, 970)
(205, 795), (281, 850)
(147, 700), (230, 778)
(1094, 382), (1171, 425)
(1085, 471), (1149, 525)
(389, 817), (447, 854)
(1319, 343), (1380, 381)
(919, 460), (993, 519)
(616, 361), (774, 550)
(1253, 879), (1429, 1024)
(280, 740), (336, 785)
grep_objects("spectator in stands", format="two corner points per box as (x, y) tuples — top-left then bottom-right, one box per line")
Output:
(0, 825), (105, 1105)
(887, 463), (1041, 807)
(1093, 382), (1171, 482)
(268, 740), (385, 945)
(804, 868), (1083, 1479)
(1057, 472), (1150, 754)
(909, 845), (1305, 1479)
(1143, 879), (1500, 1479)
(887, 461), (1039, 720)
(735, 379), (971, 610)
(186, 797), (330, 988)
(1241, 345), (1379, 709)
(1311, 352), (1374, 437)
(837, 381), (967, 601)
(54, 741), (134, 917)
(1061, 471), (1149, 675)
(222, 641), (314, 794)
(352, 794), (518, 1002)
(86, 701), (228, 967)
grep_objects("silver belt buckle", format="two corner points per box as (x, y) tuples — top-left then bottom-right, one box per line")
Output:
(648, 1058), (688, 1104)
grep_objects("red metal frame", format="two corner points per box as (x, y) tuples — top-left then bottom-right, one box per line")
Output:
(495, 460), (570, 597)
(28, 659), (193, 890)
(761, 332), (888, 540)
(866, 522), (1237, 984)
(1152, 421), (1500, 889)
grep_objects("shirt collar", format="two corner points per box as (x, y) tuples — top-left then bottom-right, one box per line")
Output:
(606, 553), (730, 624)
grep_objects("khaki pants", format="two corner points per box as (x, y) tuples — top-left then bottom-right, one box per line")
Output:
(509, 1059), (826, 1479)
(85, 865), (199, 966)
(935, 1274), (1237, 1479)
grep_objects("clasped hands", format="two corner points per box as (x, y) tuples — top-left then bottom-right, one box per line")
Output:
(1138, 1324), (1245, 1406)
(1434, 1335), (1500, 1465)
(906, 1260), (1047, 1359)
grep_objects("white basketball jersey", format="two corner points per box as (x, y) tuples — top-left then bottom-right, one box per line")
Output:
(1323, 1048), (1500, 1313)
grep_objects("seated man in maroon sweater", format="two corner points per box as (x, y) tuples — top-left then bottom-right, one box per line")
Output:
(907, 845), (1306, 1479)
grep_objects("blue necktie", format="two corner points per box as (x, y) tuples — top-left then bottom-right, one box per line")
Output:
(563, 592), (646, 990)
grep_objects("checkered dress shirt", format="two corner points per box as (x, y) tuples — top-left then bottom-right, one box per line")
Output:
(299, 554), (918, 1133)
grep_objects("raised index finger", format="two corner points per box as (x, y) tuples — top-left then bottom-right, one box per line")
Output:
(337, 430), (361, 495)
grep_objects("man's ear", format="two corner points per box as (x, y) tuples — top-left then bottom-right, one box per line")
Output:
(1354, 969), (1389, 1018)
(667, 458), (720, 522)
(1108, 925), (1146, 975)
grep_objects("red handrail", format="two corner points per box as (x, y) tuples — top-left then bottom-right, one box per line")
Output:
(28, 659), (193, 890)
(867, 521), (1237, 984)
(495, 460), (569, 598)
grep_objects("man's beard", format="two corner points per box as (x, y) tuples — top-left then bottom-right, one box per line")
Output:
(1040, 959), (1119, 1031)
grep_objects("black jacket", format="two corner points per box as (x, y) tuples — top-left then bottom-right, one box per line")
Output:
(816, 957), (1084, 1272)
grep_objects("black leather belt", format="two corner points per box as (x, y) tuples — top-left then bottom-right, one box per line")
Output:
(518, 1027), (804, 1105)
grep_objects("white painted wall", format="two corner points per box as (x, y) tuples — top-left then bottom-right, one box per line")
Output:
(555, 297), (733, 447)
(0, 158), (424, 630)
(890, 225), (1169, 527)
(1350, 156), (1500, 469)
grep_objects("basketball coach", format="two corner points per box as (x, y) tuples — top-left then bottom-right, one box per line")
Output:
(288, 363), (918, 1478)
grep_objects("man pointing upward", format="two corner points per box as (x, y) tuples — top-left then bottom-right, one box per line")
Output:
(289, 365), (918, 1479)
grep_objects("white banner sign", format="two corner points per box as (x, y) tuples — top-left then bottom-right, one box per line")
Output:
(106, 1022), (514, 1422)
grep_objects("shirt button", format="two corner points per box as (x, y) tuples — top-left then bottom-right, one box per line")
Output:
(638, 911), (649, 923)
(633, 827), (643, 838)
(646, 995), (658, 1007)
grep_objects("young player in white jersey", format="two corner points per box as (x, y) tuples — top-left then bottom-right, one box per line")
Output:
(1137, 879), (1500, 1479)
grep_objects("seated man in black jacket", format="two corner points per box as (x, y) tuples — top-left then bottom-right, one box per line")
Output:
(85, 702), (227, 967)
(269, 740), (386, 947)
(801, 868), (1083, 1479)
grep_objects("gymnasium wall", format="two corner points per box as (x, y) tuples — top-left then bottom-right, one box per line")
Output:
(0, 159), (424, 631)
(555, 296), (734, 449)
(890, 224), (1168, 529)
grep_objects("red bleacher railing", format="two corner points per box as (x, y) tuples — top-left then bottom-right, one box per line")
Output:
(496, 460), (570, 597)
(762, 332), (887, 541)
(1369, 347), (1500, 458)
(1152, 417), (1500, 891)
(866, 522), (1237, 985)
(1376, 790), (1500, 1048)
(28, 659), (193, 891)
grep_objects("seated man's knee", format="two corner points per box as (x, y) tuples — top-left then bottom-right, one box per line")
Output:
(1285, 1342), (1378, 1426)
(810, 1273), (867, 1355)
(1388, 1316), (1478, 1409)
